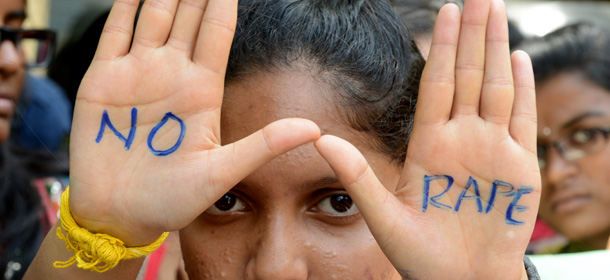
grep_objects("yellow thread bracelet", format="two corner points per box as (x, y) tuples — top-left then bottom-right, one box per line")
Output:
(54, 187), (169, 273)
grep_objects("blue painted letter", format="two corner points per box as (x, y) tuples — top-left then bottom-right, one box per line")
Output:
(485, 180), (515, 214)
(147, 112), (186, 156)
(454, 176), (483, 213)
(95, 108), (137, 150)
(505, 187), (533, 225)
(422, 175), (454, 212)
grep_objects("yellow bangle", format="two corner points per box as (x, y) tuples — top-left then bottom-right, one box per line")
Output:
(54, 186), (169, 273)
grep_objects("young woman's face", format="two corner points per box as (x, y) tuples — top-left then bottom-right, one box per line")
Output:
(180, 70), (403, 279)
(0, 0), (26, 143)
(536, 72), (610, 249)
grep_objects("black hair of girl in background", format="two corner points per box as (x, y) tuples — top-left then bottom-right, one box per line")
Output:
(0, 144), (68, 280)
(389, 0), (524, 50)
(389, 0), (463, 35)
(517, 22), (610, 91)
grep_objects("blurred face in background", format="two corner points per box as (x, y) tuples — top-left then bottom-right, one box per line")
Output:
(536, 72), (610, 249)
(0, 0), (26, 144)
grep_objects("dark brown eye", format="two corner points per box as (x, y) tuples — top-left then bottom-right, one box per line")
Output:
(318, 194), (359, 216)
(569, 129), (597, 145)
(330, 195), (352, 212)
(215, 194), (236, 211)
(205, 193), (246, 214)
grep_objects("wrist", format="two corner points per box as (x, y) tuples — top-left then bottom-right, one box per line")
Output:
(56, 187), (168, 272)
(67, 185), (163, 246)
(71, 212), (162, 247)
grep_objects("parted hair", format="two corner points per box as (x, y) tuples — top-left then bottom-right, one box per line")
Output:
(226, 0), (425, 164)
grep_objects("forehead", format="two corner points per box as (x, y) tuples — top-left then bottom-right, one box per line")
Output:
(536, 72), (610, 133)
(0, 0), (25, 17)
(222, 70), (350, 144)
(220, 70), (391, 188)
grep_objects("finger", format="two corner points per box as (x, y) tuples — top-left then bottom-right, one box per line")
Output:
(167, 0), (208, 57)
(509, 51), (536, 153)
(208, 118), (321, 192)
(314, 135), (407, 251)
(451, 0), (491, 117)
(415, 4), (461, 125)
(94, 0), (140, 60)
(192, 0), (238, 73)
(480, 0), (514, 125)
(131, 0), (180, 52)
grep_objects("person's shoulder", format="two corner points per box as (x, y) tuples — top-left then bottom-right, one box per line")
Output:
(23, 74), (71, 110)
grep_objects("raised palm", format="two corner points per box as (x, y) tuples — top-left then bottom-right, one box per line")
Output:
(69, 0), (319, 245)
(316, 0), (540, 279)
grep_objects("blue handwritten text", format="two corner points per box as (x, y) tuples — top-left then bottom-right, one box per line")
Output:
(96, 108), (185, 156)
(422, 175), (533, 225)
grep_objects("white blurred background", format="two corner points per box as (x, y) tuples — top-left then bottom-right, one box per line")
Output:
(506, 1), (610, 37)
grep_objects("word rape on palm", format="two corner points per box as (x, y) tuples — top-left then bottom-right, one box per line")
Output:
(422, 175), (534, 225)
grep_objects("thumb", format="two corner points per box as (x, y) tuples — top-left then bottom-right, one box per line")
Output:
(209, 118), (320, 193)
(314, 135), (412, 257)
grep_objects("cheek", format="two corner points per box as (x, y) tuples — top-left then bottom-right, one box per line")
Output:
(302, 221), (398, 278)
(16, 69), (24, 95)
(179, 218), (400, 278)
(12, 65), (25, 102)
(539, 175), (552, 208)
(583, 152), (610, 202)
(180, 221), (251, 279)
(539, 152), (610, 238)
(327, 240), (398, 279)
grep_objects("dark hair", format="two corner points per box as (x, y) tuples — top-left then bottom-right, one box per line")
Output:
(389, 0), (524, 50)
(516, 22), (610, 91)
(388, 0), (463, 35)
(0, 145), (67, 279)
(47, 9), (109, 109)
(48, 3), (143, 111)
(226, 0), (425, 164)
(507, 20), (524, 50)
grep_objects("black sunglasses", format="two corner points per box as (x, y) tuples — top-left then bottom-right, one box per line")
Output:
(0, 26), (56, 68)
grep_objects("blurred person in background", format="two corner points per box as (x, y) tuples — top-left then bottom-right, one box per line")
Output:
(0, 0), (68, 279)
(518, 22), (610, 254)
(390, 0), (523, 60)
(3, 1), (72, 153)
(389, 0), (462, 60)
(10, 73), (72, 152)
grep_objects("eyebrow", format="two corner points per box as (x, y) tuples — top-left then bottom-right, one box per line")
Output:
(6, 11), (27, 22)
(299, 176), (341, 192)
(561, 111), (606, 129)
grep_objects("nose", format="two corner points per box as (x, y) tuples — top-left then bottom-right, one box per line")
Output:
(0, 40), (23, 76)
(246, 215), (309, 280)
(543, 147), (578, 188)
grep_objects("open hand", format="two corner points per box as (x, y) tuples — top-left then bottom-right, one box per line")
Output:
(69, 0), (320, 246)
(316, 0), (540, 279)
